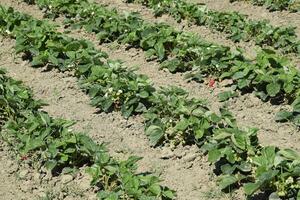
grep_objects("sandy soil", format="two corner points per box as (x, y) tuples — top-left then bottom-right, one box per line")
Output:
(0, 140), (96, 200)
(0, 0), (299, 200)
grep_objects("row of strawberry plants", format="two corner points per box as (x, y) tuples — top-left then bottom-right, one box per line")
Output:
(125, 0), (300, 55)
(1, 5), (300, 199)
(22, 0), (300, 127)
(230, 0), (300, 12)
(0, 68), (174, 199)
(0, 4), (232, 150)
(24, 0), (300, 125)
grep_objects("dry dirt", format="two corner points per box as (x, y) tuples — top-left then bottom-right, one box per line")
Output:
(0, 0), (299, 200)
(0, 139), (96, 200)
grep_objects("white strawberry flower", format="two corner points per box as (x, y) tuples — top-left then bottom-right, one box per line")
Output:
(108, 87), (114, 93)
(5, 30), (11, 35)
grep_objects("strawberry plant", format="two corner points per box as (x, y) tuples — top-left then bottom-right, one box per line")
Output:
(0, 68), (175, 199)
(161, 32), (243, 78)
(4, 112), (92, 172)
(22, 0), (245, 73)
(244, 147), (300, 199)
(276, 97), (300, 126)
(218, 91), (239, 102)
(125, 0), (300, 55)
(81, 61), (155, 118)
(0, 68), (44, 127)
(204, 127), (300, 199)
(0, 7), (155, 118)
(144, 87), (237, 147)
(220, 49), (300, 102)
(21, 0), (300, 118)
(203, 127), (260, 190)
(88, 156), (175, 199)
(230, 0), (300, 12)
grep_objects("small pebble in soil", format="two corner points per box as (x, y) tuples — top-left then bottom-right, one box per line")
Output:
(61, 174), (73, 184)
(160, 148), (175, 159)
(183, 153), (198, 163)
(18, 169), (29, 179)
(77, 175), (92, 191)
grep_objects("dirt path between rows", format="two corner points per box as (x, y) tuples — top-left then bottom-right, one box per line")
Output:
(0, 141), (36, 200)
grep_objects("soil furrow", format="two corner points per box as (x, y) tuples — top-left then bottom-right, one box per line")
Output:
(0, 141), (36, 200)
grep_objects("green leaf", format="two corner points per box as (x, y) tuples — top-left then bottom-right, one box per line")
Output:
(39, 112), (51, 125)
(244, 170), (279, 195)
(244, 182), (261, 195)
(145, 125), (164, 146)
(162, 190), (175, 199)
(252, 146), (276, 169)
(138, 91), (149, 98)
(121, 105), (134, 119)
(49, 54), (59, 66)
(155, 42), (165, 60)
(145, 49), (156, 58)
(191, 108), (205, 117)
(149, 184), (161, 195)
(102, 98), (114, 111)
(232, 71), (245, 80)
(266, 82), (281, 97)
(275, 111), (293, 122)
(255, 91), (268, 101)
(195, 129), (204, 140)
(213, 131), (231, 140)
(283, 82), (294, 94)
(237, 162), (252, 172)
(231, 132), (247, 150)
(44, 160), (57, 171)
(65, 41), (81, 51)
(221, 164), (236, 174)
(293, 115), (300, 126)
(218, 91), (238, 102)
(279, 148), (300, 160)
(237, 79), (249, 89)
(238, 161), (252, 172)
(25, 138), (45, 153)
(218, 175), (238, 190)
(222, 148), (235, 164)
(66, 51), (76, 59)
(174, 118), (189, 131)
(292, 98), (300, 113)
(31, 56), (46, 66)
(208, 149), (221, 163)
